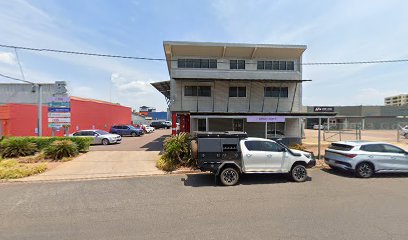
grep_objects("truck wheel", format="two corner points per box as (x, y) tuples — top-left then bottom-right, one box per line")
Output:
(131, 132), (137, 137)
(291, 164), (308, 182)
(219, 167), (240, 186)
(190, 140), (198, 160)
(355, 162), (374, 178)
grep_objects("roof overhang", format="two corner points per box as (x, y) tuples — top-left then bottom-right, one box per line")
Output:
(151, 80), (171, 105)
(163, 41), (307, 73)
(186, 112), (337, 118)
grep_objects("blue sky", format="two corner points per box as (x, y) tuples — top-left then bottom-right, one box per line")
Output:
(0, 0), (407, 111)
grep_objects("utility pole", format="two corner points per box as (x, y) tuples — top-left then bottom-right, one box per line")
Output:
(37, 84), (43, 136)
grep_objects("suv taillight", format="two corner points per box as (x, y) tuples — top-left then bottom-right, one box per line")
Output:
(338, 153), (357, 158)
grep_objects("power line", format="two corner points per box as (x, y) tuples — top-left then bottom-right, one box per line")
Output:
(0, 72), (33, 84)
(1, 43), (408, 66)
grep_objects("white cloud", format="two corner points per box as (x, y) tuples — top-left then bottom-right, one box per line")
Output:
(0, 52), (16, 65)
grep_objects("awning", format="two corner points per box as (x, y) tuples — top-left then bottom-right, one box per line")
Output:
(151, 80), (170, 105)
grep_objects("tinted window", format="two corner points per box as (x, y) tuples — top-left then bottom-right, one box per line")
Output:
(229, 87), (246, 97)
(185, 86), (197, 96)
(198, 86), (211, 97)
(244, 141), (283, 152)
(329, 143), (354, 151)
(360, 144), (384, 152)
(73, 132), (82, 136)
(257, 61), (264, 70)
(177, 59), (217, 69)
(264, 87), (288, 98)
(382, 144), (405, 154)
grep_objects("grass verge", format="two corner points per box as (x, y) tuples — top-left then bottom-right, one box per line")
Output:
(0, 160), (47, 179)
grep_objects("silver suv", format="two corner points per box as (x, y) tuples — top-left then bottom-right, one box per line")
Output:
(325, 141), (408, 178)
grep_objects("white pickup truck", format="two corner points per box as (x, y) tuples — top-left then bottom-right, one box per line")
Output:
(192, 132), (316, 186)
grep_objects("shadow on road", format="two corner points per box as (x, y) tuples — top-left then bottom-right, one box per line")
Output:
(321, 168), (408, 179)
(182, 173), (312, 187)
(141, 134), (170, 152)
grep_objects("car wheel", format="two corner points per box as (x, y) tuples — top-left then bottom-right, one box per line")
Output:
(404, 133), (408, 139)
(131, 132), (137, 137)
(291, 164), (308, 182)
(219, 167), (239, 186)
(102, 138), (109, 145)
(355, 162), (374, 178)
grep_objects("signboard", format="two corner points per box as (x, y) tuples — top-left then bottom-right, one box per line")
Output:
(48, 107), (71, 113)
(48, 102), (70, 108)
(48, 123), (70, 128)
(313, 106), (335, 112)
(48, 96), (71, 129)
(48, 118), (71, 123)
(247, 116), (286, 122)
(48, 112), (71, 118)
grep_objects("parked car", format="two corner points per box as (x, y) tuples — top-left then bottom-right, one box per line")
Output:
(266, 130), (285, 139)
(110, 125), (144, 137)
(325, 141), (408, 178)
(142, 124), (155, 133)
(313, 124), (326, 130)
(72, 130), (121, 145)
(400, 125), (408, 138)
(150, 121), (168, 129)
(192, 132), (315, 186)
(164, 121), (172, 128)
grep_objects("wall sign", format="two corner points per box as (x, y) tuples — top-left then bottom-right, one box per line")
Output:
(313, 106), (334, 112)
(246, 116), (286, 122)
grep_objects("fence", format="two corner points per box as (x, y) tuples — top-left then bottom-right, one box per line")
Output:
(323, 123), (361, 142)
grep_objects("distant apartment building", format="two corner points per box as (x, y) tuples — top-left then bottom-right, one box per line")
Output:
(152, 41), (335, 144)
(385, 94), (408, 106)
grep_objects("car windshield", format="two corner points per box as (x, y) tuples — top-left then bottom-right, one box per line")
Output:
(128, 125), (138, 129)
(95, 130), (109, 135)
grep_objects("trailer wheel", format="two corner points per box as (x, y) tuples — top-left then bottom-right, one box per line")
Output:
(190, 140), (198, 160)
(219, 167), (240, 186)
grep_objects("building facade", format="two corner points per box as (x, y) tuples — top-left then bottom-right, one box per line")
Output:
(0, 97), (131, 137)
(152, 41), (334, 143)
(385, 94), (408, 106)
(306, 105), (408, 130)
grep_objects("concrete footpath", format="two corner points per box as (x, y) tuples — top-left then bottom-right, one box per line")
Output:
(15, 151), (163, 182)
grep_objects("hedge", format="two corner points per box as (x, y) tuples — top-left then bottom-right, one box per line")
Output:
(0, 136), (93, 152)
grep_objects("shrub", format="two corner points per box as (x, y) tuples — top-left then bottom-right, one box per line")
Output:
(1, 136), (92, 152)
(157, 133), (196, 171)
(0, 138), (37, 158)
(43, 140), (79, 160)
(156, 156), (178, 172)
(289, 143), (307, 151)
(0, 160), (47, 179)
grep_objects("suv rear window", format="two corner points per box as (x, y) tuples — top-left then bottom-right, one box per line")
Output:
(328, 143), (354, 151)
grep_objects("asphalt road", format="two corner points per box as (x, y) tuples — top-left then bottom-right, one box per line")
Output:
(2, 169), (408, 240)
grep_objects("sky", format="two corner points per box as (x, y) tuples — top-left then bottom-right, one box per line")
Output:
(0, 0), (407, 111)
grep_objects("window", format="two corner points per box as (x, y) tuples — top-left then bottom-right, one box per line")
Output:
(198, 86), (211, 97)
(229, 87), (246, 97)
(233, 119), (244, 131)
(264, 87), (288, 98)
(184, 86), (197, 96)
(197, 119), (206, 131)
(230, 60), (245, 69)
(382, 144), (406, 154)
(257, 60), (295, 71)
(244, 141), (284, 152)
(360, 144), (384, 152)
(184, 86), (211, 97)
(177, 59), (217, 69)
